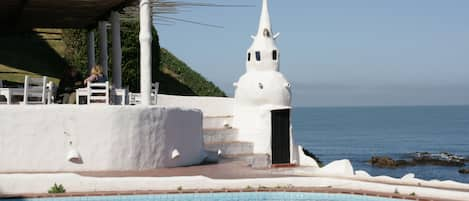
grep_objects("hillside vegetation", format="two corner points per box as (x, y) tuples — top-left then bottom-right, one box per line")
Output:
(0, 22), (226, 97)
(0, 29), (64, 85)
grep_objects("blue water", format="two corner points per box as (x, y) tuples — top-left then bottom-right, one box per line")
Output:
(7, 192), (402, 201)
(293, 105), (469, 183)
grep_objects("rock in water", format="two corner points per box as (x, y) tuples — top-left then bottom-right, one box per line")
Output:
(369, 156), (412, 168)
(370, 153), (465, 168)
(459, 168), (469, 174)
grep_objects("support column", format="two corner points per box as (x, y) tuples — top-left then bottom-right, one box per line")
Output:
(139, 0), (152, 105)
(111, 11), (122, 88)
(87, 30), (96, 72)
(98, 21), (109, 78)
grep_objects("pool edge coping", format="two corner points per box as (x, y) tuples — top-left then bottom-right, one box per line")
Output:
(0, 187), (453, 201)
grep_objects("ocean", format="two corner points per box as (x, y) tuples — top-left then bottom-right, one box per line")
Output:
(292, 105), (469, 183)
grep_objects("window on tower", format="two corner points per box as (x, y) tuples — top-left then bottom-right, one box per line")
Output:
(272, 50), (278, 60)
(248, 52), (251, 61)
(263, 28), (271, 37)
(255, 51), (261, 61)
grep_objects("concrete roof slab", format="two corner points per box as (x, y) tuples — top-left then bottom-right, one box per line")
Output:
(0, 0), (138, 31)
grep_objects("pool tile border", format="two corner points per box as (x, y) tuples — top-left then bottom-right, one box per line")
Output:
(0, 187), (458, 201)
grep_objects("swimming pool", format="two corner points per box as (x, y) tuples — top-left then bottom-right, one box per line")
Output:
(7, 192), (404, 201)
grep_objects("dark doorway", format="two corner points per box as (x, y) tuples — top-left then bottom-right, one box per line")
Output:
(271, 109), (291, 164)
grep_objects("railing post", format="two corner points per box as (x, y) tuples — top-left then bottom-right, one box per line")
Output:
(23, 75), (29, 104)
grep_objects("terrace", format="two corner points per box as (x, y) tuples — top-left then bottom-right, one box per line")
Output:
(0, 0), (151, 104)
(0, 0), (214, 171)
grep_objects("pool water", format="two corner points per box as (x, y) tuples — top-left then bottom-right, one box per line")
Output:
(8, 192), (403, 201)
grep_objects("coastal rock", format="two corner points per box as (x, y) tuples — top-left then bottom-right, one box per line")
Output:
(370, 152), (465, 169)
(459, 168), (469, 174)
(413, 152), (465, 166)
(369, 156), (412, 168)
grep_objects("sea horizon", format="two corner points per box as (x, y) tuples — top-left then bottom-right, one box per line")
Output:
(292, 105), (469, 183)
(294, 104), (469, 109)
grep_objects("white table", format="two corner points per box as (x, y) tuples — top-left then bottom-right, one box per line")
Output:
(0, 88), (24, 104)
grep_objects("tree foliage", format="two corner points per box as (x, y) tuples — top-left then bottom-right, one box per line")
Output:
(159, 48), (226, 97)
(62, 20), (225, 96)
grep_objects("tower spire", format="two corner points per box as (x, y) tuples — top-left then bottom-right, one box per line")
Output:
(257, 0), (272, 37)
(246, 0), (280, 72)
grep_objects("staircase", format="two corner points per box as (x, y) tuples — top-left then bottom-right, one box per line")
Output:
(202, 116), (270, 168)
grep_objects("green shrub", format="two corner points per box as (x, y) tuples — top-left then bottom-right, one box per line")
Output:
(48, 183), (66, 194)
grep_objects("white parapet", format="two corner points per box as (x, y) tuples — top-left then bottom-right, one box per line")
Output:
(139, 0), (153, 106)
(156, 94), (235, 117)
(0, 105), (206, 171)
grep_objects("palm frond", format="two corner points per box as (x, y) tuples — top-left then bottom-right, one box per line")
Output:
(122, 0), (254, 28)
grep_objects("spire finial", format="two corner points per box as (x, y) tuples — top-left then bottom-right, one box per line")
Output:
(257, 0), (272, 37)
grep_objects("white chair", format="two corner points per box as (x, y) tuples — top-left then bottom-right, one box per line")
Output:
(0, 80), (6, 104)
(128, 82), (159, 105)
(22, 75), (48, 104)
(87, 81), (109, 104)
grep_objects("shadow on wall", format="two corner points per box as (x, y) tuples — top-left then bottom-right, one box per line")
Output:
(0, 31), (66, 84)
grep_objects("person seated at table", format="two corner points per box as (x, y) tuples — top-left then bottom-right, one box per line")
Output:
(57, 66), (83, 104)
(84, 65), (107, 85)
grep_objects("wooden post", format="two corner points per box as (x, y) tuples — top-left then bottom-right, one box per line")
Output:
(139, 0), (152, 105)
(87, 30), (96, 72)
(111, 11), (122, 89)
(98, 21), (109, 78)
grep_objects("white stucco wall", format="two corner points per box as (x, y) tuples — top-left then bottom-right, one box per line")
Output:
(157, 94), (234, 117)
(234, 106), (271, 154)
(0, 105), (206, 172)
(234, 105), (298, 162)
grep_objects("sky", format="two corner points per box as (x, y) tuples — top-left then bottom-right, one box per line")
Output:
(156, 0), (469, 107)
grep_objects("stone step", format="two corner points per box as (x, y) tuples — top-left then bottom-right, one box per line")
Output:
(203, 128), (238, 144)
(204, 141), (253, 156)
(223, 153), (271, 169)
(203, 115), (233, 129)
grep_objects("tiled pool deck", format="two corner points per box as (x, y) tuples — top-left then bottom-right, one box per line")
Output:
(1, 161), (467, 201)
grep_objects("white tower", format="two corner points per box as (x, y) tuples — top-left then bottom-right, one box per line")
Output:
(233, 0), (296, 164)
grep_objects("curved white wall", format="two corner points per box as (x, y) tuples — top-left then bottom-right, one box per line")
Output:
(0, 105), (206, 172)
